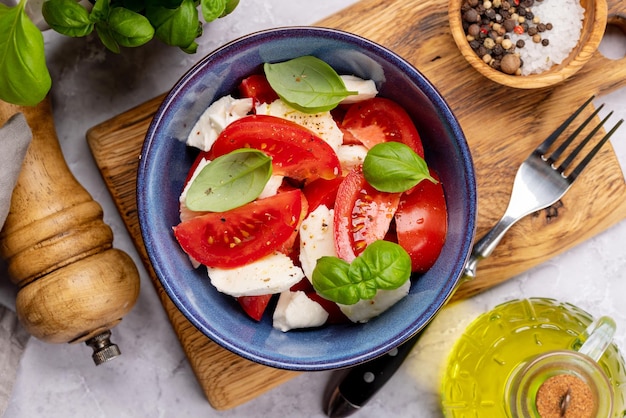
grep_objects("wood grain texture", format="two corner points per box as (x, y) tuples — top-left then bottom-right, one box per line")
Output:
(0, 98), (140, 345)
(87, 0), (626, 410)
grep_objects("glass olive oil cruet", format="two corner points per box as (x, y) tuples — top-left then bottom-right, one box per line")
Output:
(441, 298), (626, 417)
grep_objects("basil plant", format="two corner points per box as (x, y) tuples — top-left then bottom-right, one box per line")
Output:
(0, 0), (238, 106)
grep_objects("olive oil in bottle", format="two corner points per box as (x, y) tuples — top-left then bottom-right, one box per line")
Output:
(440, 298), (626, 417)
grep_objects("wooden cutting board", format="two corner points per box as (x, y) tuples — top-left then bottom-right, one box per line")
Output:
(86, 0), (626, 410)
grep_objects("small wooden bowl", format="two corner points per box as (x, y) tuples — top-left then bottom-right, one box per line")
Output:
(448, 0), (608, 89)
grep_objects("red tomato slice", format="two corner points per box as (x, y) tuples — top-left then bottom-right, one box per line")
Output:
(341, 97), (425, 157)
(173, 189), (308, 268)
(209, 115), (341, 183)
(333, 168), (401, 262)
(237, 294), (273, 321)
(238, 74), (279, 105)
(394, 172), (447, 273)
(302, 177), (343, 213)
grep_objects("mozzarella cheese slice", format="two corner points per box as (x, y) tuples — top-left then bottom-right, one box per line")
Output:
(207, 251), (304, 297)
(339, 75), (378, 104)
(336, 144), (368, 175)
(299, 205), (337, 281)
(258, 175), (284, 199)
(187, 95), (253, 151)
(273, 290), (329, 332)
(338, 279), (411, 323)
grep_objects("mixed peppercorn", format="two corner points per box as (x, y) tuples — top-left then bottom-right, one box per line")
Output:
(461, 0), (554, 75)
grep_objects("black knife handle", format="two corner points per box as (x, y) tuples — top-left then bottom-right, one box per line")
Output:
(325, 328), (426, 417)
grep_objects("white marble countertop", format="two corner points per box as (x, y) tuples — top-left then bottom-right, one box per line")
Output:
(2, 1), (626, 417)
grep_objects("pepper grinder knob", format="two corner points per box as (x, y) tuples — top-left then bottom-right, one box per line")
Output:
(86, 330), (121, 365)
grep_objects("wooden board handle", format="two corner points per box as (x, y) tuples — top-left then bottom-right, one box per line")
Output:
(0, 98), (140, 364)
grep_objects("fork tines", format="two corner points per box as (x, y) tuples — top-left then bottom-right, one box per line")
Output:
(536, 96), (624, 181)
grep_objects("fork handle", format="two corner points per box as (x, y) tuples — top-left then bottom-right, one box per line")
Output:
(463, 213), (518, 280)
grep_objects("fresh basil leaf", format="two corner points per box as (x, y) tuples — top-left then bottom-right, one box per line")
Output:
(42, 0), (94, 37)
(221, 0), (239, 16)
(351, 240), (412, 291)
(312, 240), (412, 305)
(363, 141), (436, 192)
(0, 0), (51, 106)
(200, 0), (225, 22)
(180, 39), (198, 54)
(263, 56), (358, 114)
(89, 0), (110, 23)
(311, 257), (354, 304)
(185, 149), (273, 212)
(146, 0), (199, 50)
(95, 21), (120, 53)
(108, 6), (154, 47)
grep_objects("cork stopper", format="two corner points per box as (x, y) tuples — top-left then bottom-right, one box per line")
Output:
(536, 374), (595, 418)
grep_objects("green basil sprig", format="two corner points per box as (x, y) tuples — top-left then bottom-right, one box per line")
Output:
(146, 0), (200, 53)
(0, 0), (239, 106)
(0, 0), (51, 106)
(264, 56), (358, 114)
(363, 141), (437, 192)
(312, 240), (412, 305)
(43, 0), (154, 53)
(185, 149), (272, 212)
(41, 0), (238, 53)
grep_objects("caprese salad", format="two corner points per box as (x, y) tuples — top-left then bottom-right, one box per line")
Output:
(173, 56), (448, 332)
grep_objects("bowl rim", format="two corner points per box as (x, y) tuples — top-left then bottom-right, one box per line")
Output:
(447, 0), (608, 89)
(138, 25), (477, 370)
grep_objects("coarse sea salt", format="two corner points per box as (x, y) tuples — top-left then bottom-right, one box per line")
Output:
(509, 0), (585, 75)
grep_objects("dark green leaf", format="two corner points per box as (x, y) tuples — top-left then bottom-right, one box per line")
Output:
(351, 240), (412, 291)
(263, 56), (357, 114)
(200, 0), (225, 22)
(311, 257), (355, 304)
(90, 0), (111, 23)
(146, 0), (199, 49)
(185, 149), (273, 212)
(221, 0), (239, 16)
(108, 6), (155, 47)
(120, 0), (146, 12)
(312, 240), (412, 305)
(152, 0), (184, 8)
(180, 39), (198, 54)
(42, 0), (94, 37)
(95, 21), (120, 53)
(363, 141), (436, 192)
(0, 0), (51, 106)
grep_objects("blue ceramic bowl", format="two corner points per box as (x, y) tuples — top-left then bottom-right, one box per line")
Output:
(138, 27), (477, 371)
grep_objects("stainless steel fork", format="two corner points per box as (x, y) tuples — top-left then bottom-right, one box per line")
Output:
(463, 96), (624, 280)
(325, 96), (624, 418)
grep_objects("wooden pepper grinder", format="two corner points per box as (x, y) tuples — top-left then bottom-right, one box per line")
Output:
(0, 97), (140, 365)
